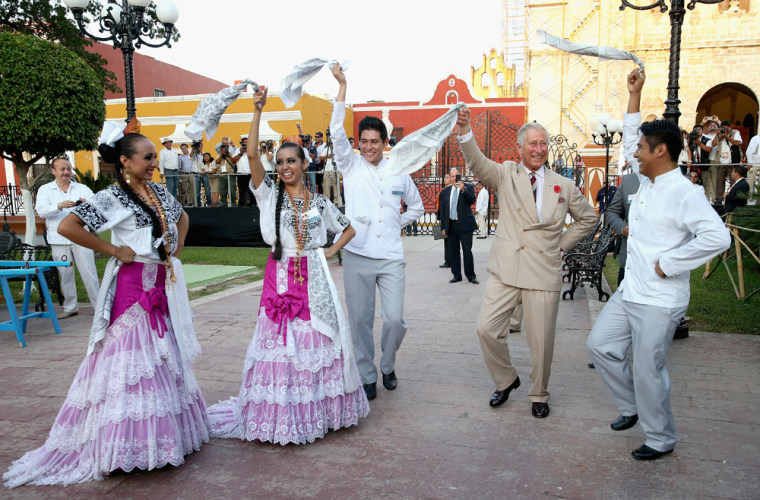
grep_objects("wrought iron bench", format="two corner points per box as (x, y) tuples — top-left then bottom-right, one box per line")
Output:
(562, 224), (615, 302)
(0, 223), (64, 311)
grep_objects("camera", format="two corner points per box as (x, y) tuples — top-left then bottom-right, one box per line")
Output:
(75, 200), (83, 206)
(689, 130), (699, 141)
(721, 127), (728, 135)
(455, 174), (462, 183)
(241, 144), (247, 150)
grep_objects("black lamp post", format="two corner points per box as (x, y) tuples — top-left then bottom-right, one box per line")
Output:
(64, 0), (179, 122)
(589, 113), (623, 215)
(620, 0), (724, 125)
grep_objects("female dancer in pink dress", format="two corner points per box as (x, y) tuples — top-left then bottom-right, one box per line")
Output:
(208, 87), (369, 444)
(4, 125), (208, 487)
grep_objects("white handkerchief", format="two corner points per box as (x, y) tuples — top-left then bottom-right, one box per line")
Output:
(280, 58), (350, 108)
(537, 30), (645, 71)
(185, 79), (259, 142)
(385, 103), (466, 177)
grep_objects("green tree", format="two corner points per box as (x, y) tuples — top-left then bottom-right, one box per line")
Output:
(0, 0), (180, 95)
(0, 32), (105, 244)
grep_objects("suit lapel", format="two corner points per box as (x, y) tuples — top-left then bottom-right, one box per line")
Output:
(542, 169), (561, 223)
(515, 163), (539, 222)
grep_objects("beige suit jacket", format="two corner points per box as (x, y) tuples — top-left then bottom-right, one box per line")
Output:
(461, 137), (598, 292)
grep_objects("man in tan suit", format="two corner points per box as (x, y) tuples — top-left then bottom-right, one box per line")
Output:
(456, 107), (597, 418)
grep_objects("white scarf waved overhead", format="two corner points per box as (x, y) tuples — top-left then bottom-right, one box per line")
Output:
(537, 30), (645, 71)
(185, 79), (259, 142)
(280, 58), (351, 109)
(384, 102), (467, 177)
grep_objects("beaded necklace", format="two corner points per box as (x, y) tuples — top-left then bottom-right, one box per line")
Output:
(284, 187), (310, 285)
(144, 183), (177, 282)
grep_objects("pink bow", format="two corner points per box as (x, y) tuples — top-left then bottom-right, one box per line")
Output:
(138, 287), (168, 338)
(262, 292), (304, 346)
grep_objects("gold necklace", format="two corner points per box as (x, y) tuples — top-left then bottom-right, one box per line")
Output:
(284, 188), (310, 285)
(145, 183), (177, 282)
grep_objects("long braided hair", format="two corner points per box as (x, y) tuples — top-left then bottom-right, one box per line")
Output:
(98, 134), (168, 261)
(271, 142), (307, 261)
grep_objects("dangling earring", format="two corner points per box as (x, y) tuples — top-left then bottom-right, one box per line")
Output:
(125, 170), (131, 185)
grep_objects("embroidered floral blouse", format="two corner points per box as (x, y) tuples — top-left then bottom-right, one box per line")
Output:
(73, 183), (183, 259)
(252, 175), (350, 252)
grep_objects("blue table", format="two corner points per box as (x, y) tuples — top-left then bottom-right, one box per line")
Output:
(0, 261), (72, 347)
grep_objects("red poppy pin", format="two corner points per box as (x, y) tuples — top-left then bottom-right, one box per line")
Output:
(553, 185), (561, 194)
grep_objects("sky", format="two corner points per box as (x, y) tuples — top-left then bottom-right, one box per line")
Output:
(133, 0), (504, 103)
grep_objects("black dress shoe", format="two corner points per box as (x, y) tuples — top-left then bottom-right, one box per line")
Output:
(449, 277), (462, 283)
(632, 444), (673, 461)
(588, 362), (596, 369)
(489, 377), (520, 407)
(468, 278), (479, 284)
(382, 371), (397, 390)
(611, 414), (638, 431)
(363, 382), (377, 400)
(439, 263), (451, 268)
(531, 402), (550, 418)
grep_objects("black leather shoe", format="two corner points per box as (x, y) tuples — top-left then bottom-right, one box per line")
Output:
(588, 362), (596, 369)
(363, 383), (377, 400)
(531, 402), (550, 418)
(382, 371), (397, 390)
(449, 277), (462, 283)
(632, 444), (673, 460)
(468, 278), (479, 284)
(489, 377), (520, 407)
(439, 263), (451, 268)
(611, 414), (638, 431)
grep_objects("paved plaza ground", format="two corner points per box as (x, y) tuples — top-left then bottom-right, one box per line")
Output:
(0, 236), (758, 499)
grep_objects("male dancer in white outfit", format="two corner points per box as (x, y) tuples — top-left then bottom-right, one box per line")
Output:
(329, 64), (424, 400)
(35, 157), (100, 318)
(587, 70), (730, 460)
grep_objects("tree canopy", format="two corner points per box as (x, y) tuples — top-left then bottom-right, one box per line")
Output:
(0, 0), (180, 95)
(0, 31), (105, 177)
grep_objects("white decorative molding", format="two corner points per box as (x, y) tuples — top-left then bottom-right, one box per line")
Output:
(105, 111), (303, 127)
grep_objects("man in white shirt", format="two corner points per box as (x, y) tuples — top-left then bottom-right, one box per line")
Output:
(236, 136), (254, 207)
(746, 131), (760, 200)
(711, 120), (743, 204)
(35, 157), (100, 319)
(587, 70), (731, 461)
(320, 131), (341, 207)
(475, 181), (489, 239)
(158, 138), (179, 199)
(330, 65), (424, 401)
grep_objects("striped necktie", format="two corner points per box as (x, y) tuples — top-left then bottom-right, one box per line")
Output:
(530, 172), (537, 201)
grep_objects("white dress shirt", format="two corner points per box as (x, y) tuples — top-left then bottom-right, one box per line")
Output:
(745, 134), (760, 164)
(621, 112), (731, 308)
(159, 147), (178, 174)
(35, 180), (95, 245)
(331, 102), (424, 260)
(476, 186), (489, 214)
(316, 143), (333, 171)
(236, 153), (251, 174)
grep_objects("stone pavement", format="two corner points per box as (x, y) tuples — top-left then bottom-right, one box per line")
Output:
(1, 236), (758, 499)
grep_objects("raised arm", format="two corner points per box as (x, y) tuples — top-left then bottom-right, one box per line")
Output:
(455, 106), (504, 188)
(624, 69), (645, 177)
(329, 63), (354, 173)
(248, 87), (269, 189)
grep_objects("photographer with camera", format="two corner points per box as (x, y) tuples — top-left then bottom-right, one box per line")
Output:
(190, 141), (206, 206)
(307, 131), (327, 194)
(710, 120), (743, 204)
(215, 137), (238, 207)
(321, 127), (341, 206)
(688, 125), (712, 185)
(259, 140), (276, 176)
(201, 151), (218, 206)
(236, 136), (254, 207)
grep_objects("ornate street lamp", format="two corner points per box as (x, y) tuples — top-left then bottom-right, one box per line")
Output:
(589, 111), (623, 214)
(620, 0), (723, 125)
(63, 0), (179, 122)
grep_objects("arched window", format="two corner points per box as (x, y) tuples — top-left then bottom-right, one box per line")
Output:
(446, 91), (459, 105)
(481, 72), (491, 88)
(496, 72), (505, 86)
(490, 58), (497, 70)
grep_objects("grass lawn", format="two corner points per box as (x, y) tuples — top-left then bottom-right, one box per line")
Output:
(602, 254), (760, 335)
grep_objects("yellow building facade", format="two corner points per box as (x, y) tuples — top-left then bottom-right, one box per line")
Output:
(525, 0), (759, 155)
(471, 48), (526, 99)
(72, 91), (351, 180)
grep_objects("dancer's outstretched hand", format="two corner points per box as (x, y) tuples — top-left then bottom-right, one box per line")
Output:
(456, 105), (471, 134)
(332, 63), (346, 85)
(253, 86), (268, 111)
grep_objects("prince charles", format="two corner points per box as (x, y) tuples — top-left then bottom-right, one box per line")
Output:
(456, 107), (597, 418)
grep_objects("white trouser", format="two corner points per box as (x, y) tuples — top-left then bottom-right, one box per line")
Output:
(587, 291), (687, 452)
(748, 164), (760, 200)
(475, 213), (486, 235)
(342, 250), (407, 384)
(51, 244), (100, 312)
